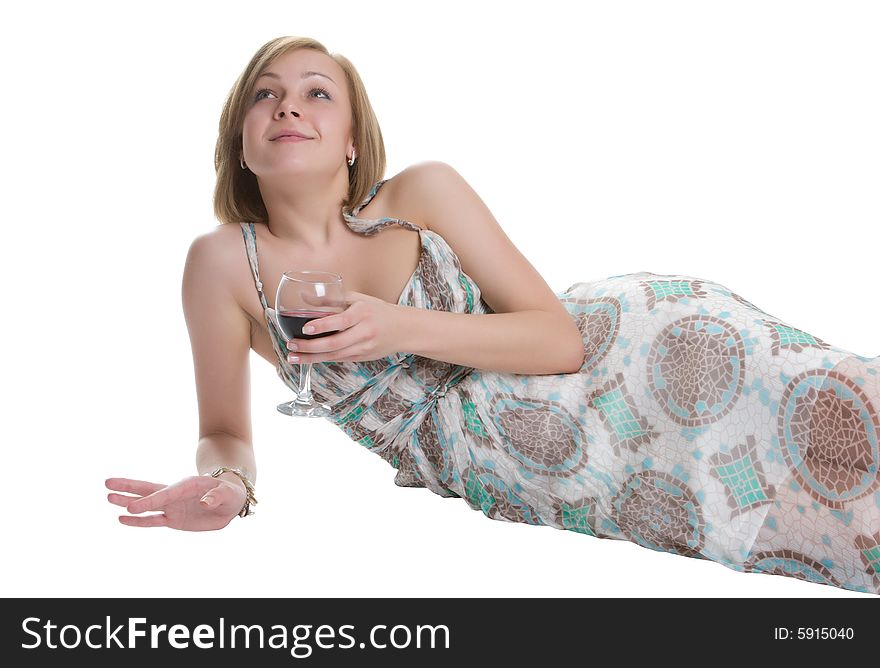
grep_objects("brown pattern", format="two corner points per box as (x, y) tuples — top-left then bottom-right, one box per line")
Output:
(415, 409), (449, 484)
(375, 439), (424, 488)
(371, 387), (411, 422)
(342, 413), (381, 450)
(777, 368), (880, 509)
(392, 448), (424, 487)
(418, 244), (456, 312)
(315, 362), (349, 398)
(461, 464), (544, 524)
(358, 358), (391, 379)
(743, 549), (843, 589)
(647, 314), (746, 427)
(611, 470), (706, 558)
(560, 296), (621, 374)
(490, 392), (588, 477)
(328, 380), (375, 423)
(411, 355), (457, 389)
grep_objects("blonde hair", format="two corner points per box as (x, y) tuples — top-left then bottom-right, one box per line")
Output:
(213, 36), (387, 226)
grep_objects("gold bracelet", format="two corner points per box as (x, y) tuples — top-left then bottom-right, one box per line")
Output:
(209, 466), (258, 517)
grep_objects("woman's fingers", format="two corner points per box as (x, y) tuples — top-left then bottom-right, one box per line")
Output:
(105, 478), (165, 497)
(126, 488), (177, 514)
(118, 513), (169, 528)
(126, 477), (215, 514)
(288, 322), (361, 355)
(107, 492), (141, 508)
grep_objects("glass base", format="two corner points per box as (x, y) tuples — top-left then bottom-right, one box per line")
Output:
(276, 397), (333, 418)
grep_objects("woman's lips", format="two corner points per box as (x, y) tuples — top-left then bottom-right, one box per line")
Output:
(273, 135), (311, 142)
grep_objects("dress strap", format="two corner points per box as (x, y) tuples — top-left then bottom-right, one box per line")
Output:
(342, 178), (423, 236)
(238, 221), (301, 391)
(239, 222), (269, 310)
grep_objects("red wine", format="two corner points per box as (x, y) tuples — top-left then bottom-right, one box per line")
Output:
(277, 309), (338, 340)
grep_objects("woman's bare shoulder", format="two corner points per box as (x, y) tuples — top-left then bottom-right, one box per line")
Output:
(187, 222), (253, 269)
(194, 220), (247, 245)
(185, 223), (258, 317)
(383, 161), (460, 232)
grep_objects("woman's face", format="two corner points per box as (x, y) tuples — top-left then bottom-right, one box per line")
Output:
(241, 48), (353, 179)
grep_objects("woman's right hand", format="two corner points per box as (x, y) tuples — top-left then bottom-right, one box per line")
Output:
(105, 475), (246, 531)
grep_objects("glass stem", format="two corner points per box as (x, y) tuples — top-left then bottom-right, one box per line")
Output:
(296, 363), (314, 404)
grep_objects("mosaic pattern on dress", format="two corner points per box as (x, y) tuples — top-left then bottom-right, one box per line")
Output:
(611, 469), (706, 558)
(239, 179), (880, 595)
(552, 497), (600, 537)
(558, 296), (620, 374)
(777, 366), (880, 510)
(640, 276), (710, 311)
(854, 531), (880, 591)
(487, 391), (588, 477)
(708, 434), (776, 519)
(371, 387), (411, 422)
(764, 319), (834, 356)
(743, 549), (842, 589)
(646, 314), (747, 427)
(588, 372), (661, 457)
(460, 463), (546, 525)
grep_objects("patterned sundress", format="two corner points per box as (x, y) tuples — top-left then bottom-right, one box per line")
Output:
(239, 178), (880, 595)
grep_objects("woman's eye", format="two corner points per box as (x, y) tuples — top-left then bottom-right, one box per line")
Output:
(253, 87), (331, 102)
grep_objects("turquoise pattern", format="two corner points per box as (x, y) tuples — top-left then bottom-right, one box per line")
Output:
(239, 178), (880, 595)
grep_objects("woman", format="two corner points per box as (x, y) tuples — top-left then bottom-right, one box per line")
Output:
(106, 36), (880, 596)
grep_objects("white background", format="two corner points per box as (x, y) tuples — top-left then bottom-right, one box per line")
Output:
(2, 0), (878, 598)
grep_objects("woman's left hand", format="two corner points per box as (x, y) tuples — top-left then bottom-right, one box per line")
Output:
(285, 291), (408, 364)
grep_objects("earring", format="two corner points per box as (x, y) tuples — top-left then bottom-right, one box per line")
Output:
(240, 155), (247, 170)
(348, 150), (356, 167)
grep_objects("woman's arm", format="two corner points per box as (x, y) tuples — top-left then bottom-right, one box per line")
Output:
(183, 229), (257, 487)
(105, 229), (256, 531)
(393, 162), (585, 375)
(397, 306), (583, 375)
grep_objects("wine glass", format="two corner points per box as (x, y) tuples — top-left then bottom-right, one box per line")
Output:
(270, 270), (346, 418)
